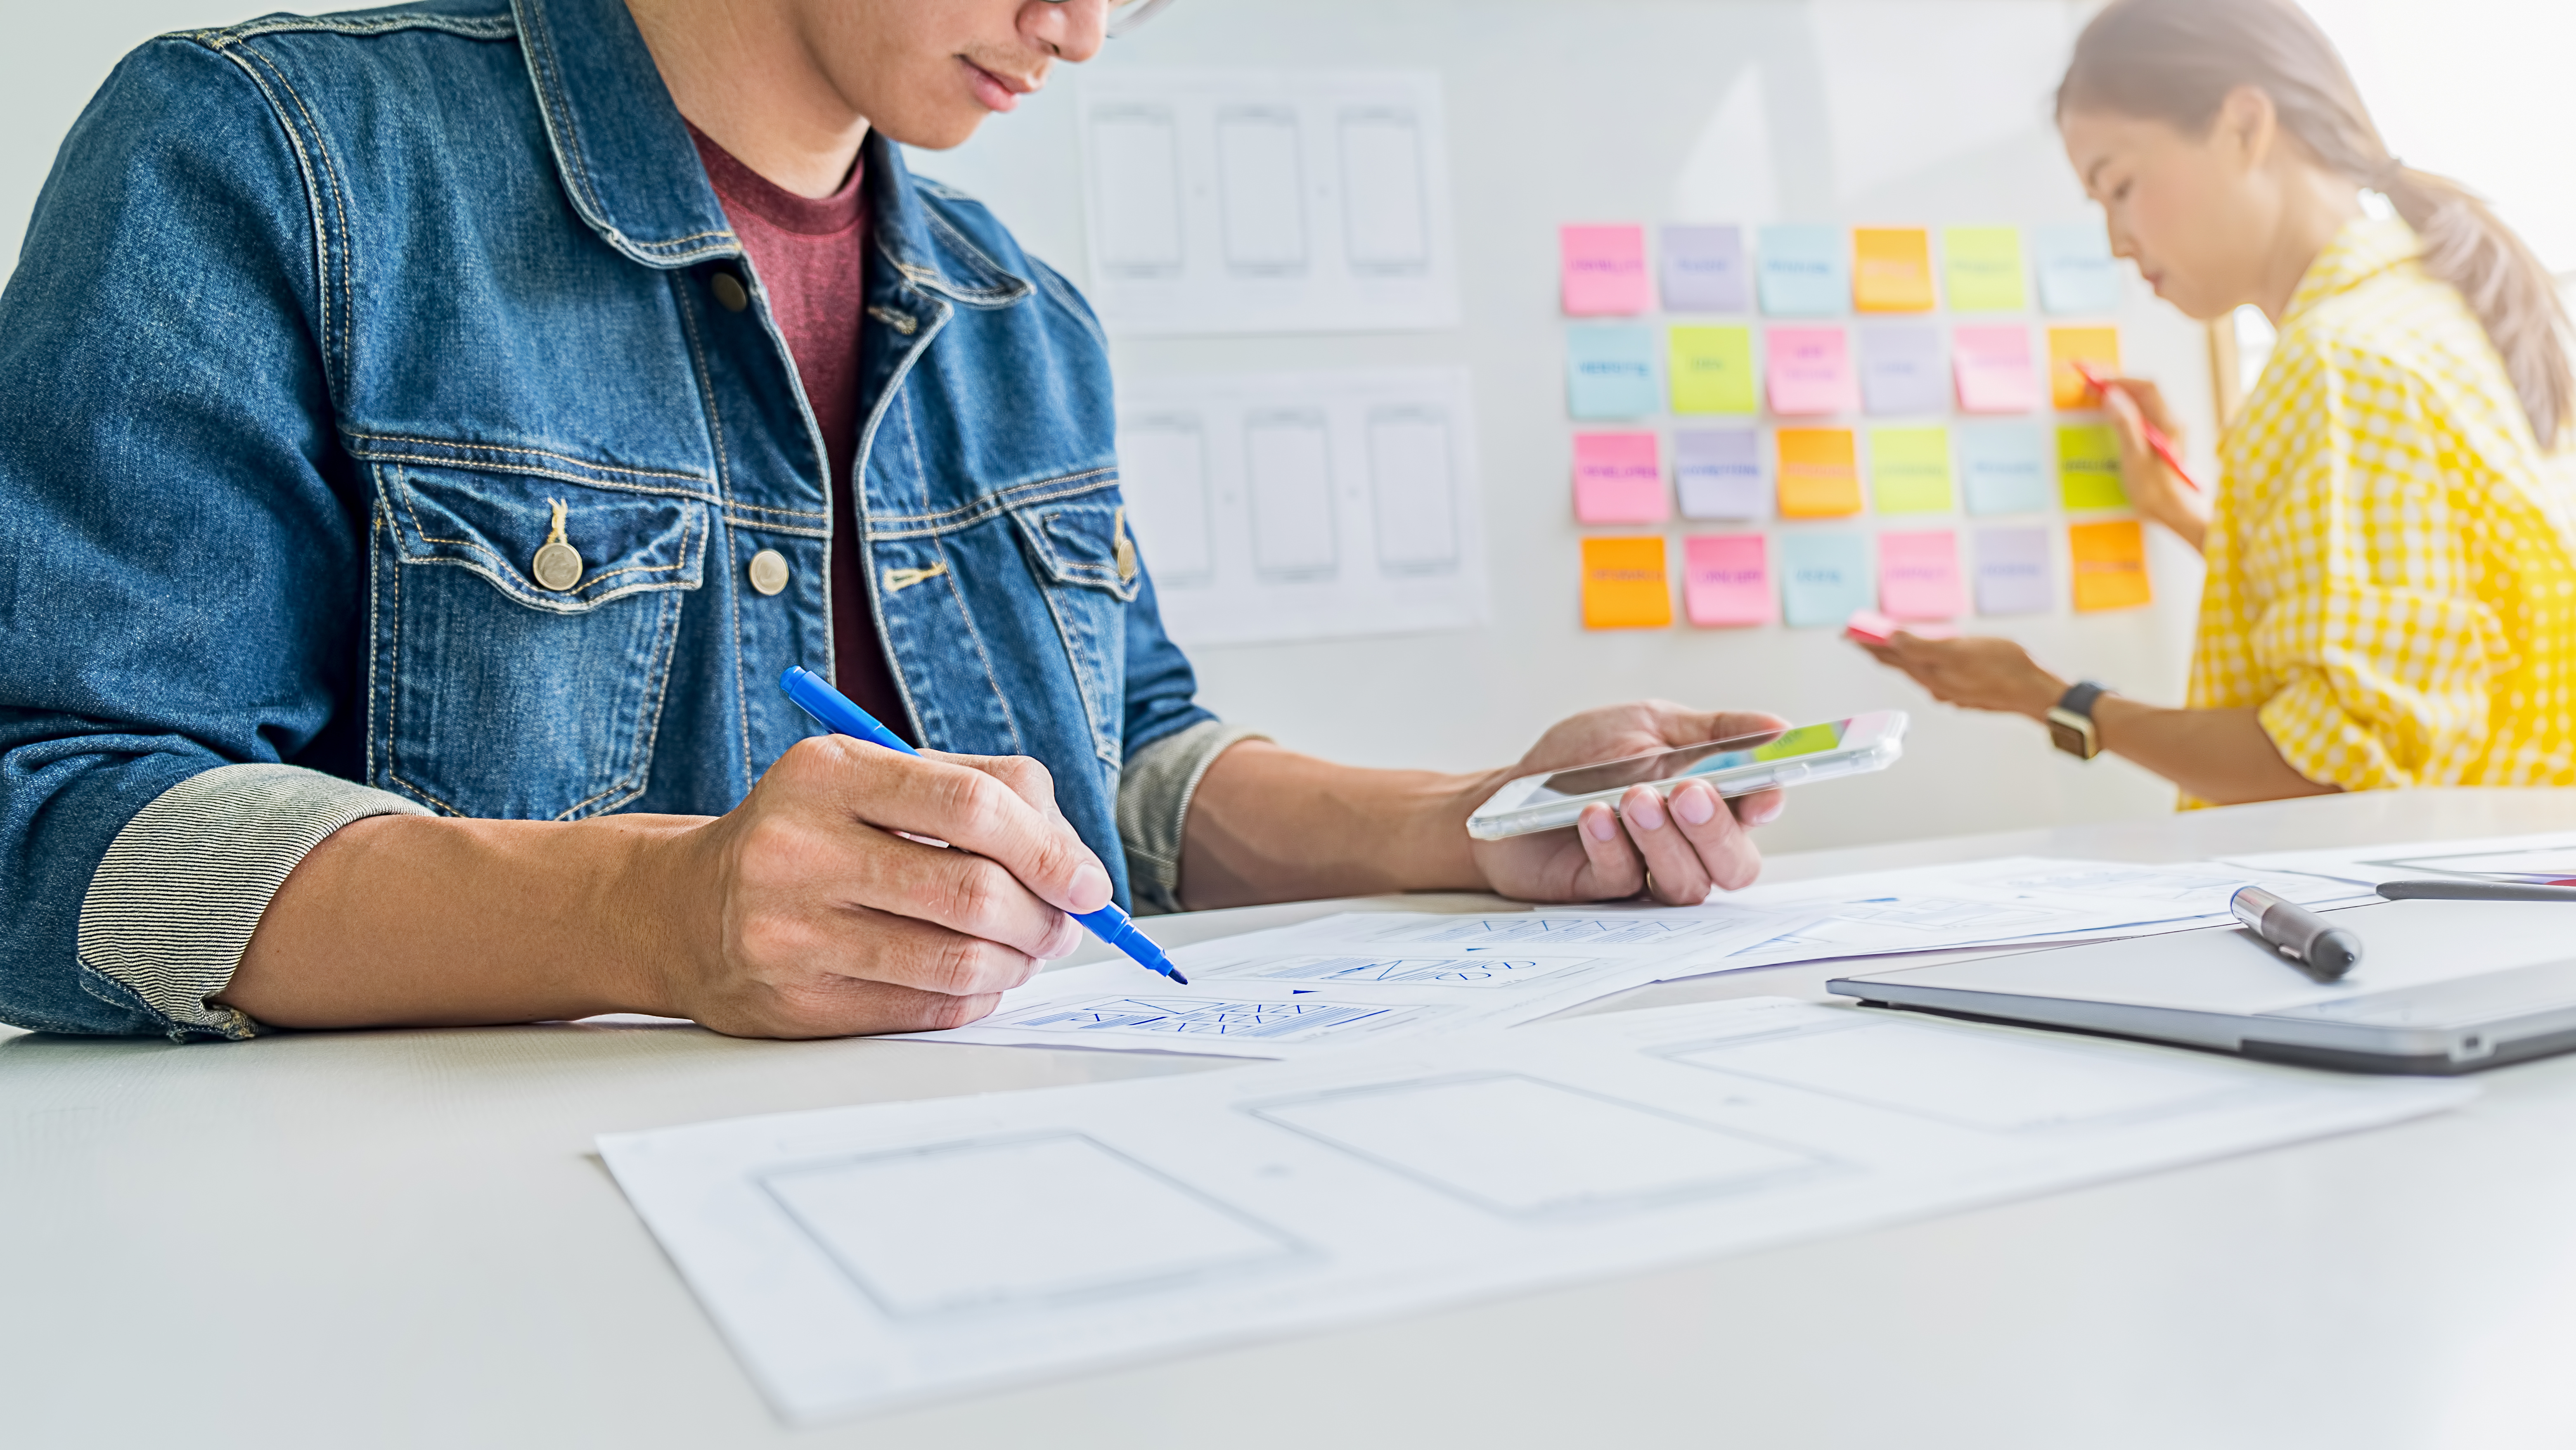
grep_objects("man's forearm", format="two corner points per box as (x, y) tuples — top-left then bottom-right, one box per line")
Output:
(1177, 741), (1493, 910)
(219, 813), (690, 1028)
(2091, 699), (2338, 805)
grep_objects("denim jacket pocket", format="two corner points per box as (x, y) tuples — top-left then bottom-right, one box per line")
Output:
(372, 464), (708, 819)
(1009, 494), (1138, 764)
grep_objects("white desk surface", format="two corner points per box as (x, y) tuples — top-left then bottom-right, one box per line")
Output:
(8, 789), (2576, 1449)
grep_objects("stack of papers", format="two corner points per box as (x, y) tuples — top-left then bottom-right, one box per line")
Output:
(899, 859), (2376, 1061)
(2224, 829), (2576, 888)
(605, 997), (2470, 1423)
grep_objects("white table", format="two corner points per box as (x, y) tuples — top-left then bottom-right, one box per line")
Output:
(8, 789), (2576, 1449)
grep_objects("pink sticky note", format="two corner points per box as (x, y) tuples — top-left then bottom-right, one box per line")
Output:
(1685, 534), (1773, 625)
(1765, 326), (1859, 416)
(1561, 225), (1651, 315)
(1953, 325), (2040, 413)
(1846, 609), (1954, 644)
(1573, 432), (1666, 523)
(1878, 529), (1965, 619)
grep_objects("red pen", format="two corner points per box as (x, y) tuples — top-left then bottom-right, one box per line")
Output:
(2073, 360), (2202, 492)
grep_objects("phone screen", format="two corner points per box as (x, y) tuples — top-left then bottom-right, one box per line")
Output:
(1521, 721), (1853, 805)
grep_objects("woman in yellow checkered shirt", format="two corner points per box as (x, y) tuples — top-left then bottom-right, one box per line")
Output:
(1864, 0), (2576, 805)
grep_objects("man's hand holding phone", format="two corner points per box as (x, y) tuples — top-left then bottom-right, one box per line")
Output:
(1466, 701), (1791, 907)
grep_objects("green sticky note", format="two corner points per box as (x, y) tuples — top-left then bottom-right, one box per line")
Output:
(1667, 325), (1757, 414)
(1869, 425), (1954, 513)
(2057, 424), (2127, 509)
(1943, 226), (2028, 313)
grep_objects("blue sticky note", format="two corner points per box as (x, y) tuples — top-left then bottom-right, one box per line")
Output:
(1777, 530), (1875, 627)
(1662, 225), (1747, 313)
(1958, 423), (2052, 514)
(1565, 325), (1660, 418)
(2032, 222), (2122, 315)
(1674, 428), (1766, 519)
(1858, 322), (1948, 415)
(1757, 224), (1847, 316)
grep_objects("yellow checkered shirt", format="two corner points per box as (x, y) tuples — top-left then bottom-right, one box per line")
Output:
(2190, 217), (2576, 802)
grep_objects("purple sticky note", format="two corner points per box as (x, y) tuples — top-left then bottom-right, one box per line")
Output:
(1859, 322), (1948, 416)
(1674, 429), (1766, 519)
(1974, 525), (2053, 615)
(1662, 225), (1747, 313)
(1765, 326), (1859, 416)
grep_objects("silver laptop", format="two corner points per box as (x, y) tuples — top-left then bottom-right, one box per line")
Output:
(1828, 898), (2576, 1075)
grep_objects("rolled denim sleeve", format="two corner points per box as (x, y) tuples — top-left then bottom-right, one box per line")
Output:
(0, 40), (370, 1038)
(1116, 720), (1266, 915)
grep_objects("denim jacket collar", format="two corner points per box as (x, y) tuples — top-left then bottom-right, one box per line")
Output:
(509, 0), (1031, 308)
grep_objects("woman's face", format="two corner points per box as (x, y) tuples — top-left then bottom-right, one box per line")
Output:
(2060, 102), (2273, 321)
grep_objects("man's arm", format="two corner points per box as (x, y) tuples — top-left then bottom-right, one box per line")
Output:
(1178, 702), (1791, 911)
(220, 739), (1115, 1035)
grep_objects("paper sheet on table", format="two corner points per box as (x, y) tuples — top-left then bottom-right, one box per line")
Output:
(2223, 830), (2576, 887)
(1076, 70), (1459, 336)
(1540, 856), (2378, 980)
(1115, 367), (1485, 647)
(603, 996), (2472, 1425)
(890, 911), (1771, 1059)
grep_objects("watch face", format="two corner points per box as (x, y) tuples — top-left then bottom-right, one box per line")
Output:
(2046, 716), (2093, 759)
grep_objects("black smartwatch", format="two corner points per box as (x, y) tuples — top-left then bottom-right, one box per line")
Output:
(2046, 681), (2113, 761)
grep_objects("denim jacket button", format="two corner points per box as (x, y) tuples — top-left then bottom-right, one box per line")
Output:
(747, 548), (791, 596)
(710, 270), (750, 313)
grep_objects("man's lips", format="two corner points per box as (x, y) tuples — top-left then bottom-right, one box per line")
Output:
(962, 58), (1038, 113)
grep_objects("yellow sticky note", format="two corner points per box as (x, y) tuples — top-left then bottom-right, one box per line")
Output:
(2048, 325), (2121, 410)
(1943, 226), (2027, 312)
(2056, 424), (2126, 509)
(2069, 519), (2152, 611)
(1852, 227), (1935, 313)
(1582, 535), (1673, 628)
(1869, 425), (1954, 513)
(1667, 325), (1756, 414)
(1776, 427), (1863, 518)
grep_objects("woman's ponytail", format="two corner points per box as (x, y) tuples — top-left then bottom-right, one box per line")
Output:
(2060, 0), (2573, 449)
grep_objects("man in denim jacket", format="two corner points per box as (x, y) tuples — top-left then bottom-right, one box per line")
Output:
(0, 0), (1786, 1041)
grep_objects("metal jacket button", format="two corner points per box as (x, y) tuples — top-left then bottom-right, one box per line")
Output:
(532, 499), (583, 591)
(747, 548), (791, 596)
(710, 270), (749, 312)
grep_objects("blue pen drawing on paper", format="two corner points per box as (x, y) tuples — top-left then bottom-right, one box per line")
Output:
(996, 997), (1421, 1040)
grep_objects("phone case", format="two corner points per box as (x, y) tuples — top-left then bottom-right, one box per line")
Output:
(1464, 722), (1907, 841)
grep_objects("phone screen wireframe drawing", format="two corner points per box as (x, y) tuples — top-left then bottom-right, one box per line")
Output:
(1196, 953), (1598, 988)
(761, 1132), (1304, 1320)
(985, 996), (1428, 1041)
(1246, 1072), (1827, 1219)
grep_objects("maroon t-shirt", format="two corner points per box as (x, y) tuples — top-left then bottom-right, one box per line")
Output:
(689, 125), (914, 744)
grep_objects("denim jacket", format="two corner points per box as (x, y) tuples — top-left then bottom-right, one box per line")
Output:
(0, 0), (1247, 1039)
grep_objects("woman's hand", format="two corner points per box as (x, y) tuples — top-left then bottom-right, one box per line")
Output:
(2098, 375), (2211, 553)
(1856, 633), (2067, 719)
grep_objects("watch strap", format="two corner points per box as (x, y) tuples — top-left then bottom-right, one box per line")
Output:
(2056, 680), (2111, 720)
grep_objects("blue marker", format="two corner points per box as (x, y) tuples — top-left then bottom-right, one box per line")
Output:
(779, 666), (1188, 985)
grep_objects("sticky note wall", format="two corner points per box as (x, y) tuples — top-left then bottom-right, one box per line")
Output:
(1559, 220), (2149, 628)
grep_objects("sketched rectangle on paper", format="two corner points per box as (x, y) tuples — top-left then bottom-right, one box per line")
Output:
(603, 997), (2470, 1424)
(1114, 367), (1485, 645)
(1076, 71), (1458, 334)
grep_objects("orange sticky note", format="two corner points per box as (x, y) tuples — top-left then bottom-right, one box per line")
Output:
(1581, 536), (1672, 629)
(2069, 519), (2152, 611)
(1775, 427), (1862, 517)
(2048, 326), (2121, 410)
(1852, 227), (1935, 313)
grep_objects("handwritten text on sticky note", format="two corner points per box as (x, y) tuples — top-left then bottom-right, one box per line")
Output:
(1959, 423), (2050, 515)
(1572, 432), (1666, 524)
(1766, 326), (1859, 416)
(2048, 325), (2121, 410)
(1565, 325), (1659, 419)
(1878, 529), (1964, 619)
(2057, 424), (2126, 510)
(1859, 322), (1947, 415)
(1974, 526), (2053, 615)
(1953, 325), (2039, 413)
(1662, 225), (1747, 313)
(1776, 427), (1862, 518)
(1561, 225), (1650, 315)
(1852, 227), (1935, 313)
(1869, 426), (1954, 514)
(2033, 222), (2121, 315)
(1674, 429), (1765, 519)
(1668, 325), (1757, 414)
(1757, 224), (1847, 316)
(1582, 535), (1672, 628)
(2069, 519), (2151, 612)
(1684, 533), (1773, 626)
(1778, 531), (1875, 627)
(1943, 226), (2027, 312)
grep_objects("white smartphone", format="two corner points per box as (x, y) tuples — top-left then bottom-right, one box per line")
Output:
(1464, 711), (1909, 841)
